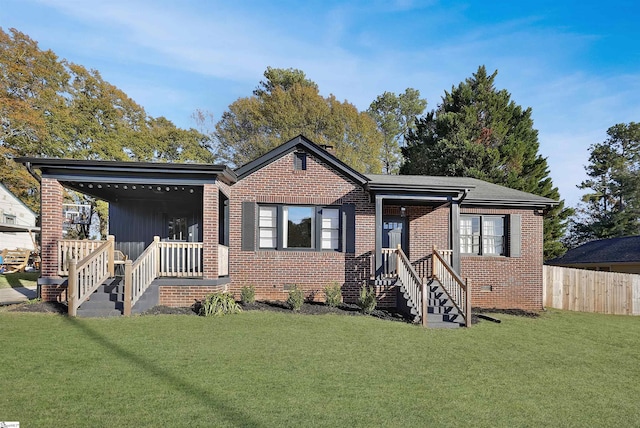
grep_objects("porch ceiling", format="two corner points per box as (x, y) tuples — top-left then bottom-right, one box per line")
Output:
(60, 180), (203, 203)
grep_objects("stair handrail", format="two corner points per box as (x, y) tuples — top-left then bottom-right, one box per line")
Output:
(124, 236), (161, 315)
(67, 235), (115, 316)
(395, 245), (426, 326)
(431, 246), (471, 327)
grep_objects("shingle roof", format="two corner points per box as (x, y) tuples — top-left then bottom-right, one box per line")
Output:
(366, 174), (557, 208)
(547, 236), (640, 265)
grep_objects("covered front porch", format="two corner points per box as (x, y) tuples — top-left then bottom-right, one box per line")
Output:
(366, 175), (474, 326)
(20, 157), (236, 315)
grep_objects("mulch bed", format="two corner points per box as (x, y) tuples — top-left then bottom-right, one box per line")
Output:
(6, 300), (539, 323)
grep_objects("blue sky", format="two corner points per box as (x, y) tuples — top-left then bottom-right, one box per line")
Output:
(2, 0), (639, 208)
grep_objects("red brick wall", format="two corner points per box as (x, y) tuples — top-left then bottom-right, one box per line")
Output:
(40, 178), (63, 279)
(159, 285), (228, 307)
(229, 150), (375, 304)
(41, 284), (67, 303)
(460, 208), (544, 311)
(202, 183), (218, 279)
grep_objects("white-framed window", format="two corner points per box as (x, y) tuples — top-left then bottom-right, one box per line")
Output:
(321, 208), (339, 250)
(259, 206), (277, 249)
(258, 205), (341, 251)
(460, 215), (505, 256)
(3, 214), (16, 225)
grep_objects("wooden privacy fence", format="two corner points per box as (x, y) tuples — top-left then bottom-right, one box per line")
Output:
(543, 265), (640, 315)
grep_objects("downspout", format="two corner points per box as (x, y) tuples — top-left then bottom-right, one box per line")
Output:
(24, 161), (41, 183)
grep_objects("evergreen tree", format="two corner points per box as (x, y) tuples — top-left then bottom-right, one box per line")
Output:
(566, 122), (640, 246)
(401, 66), (570, 259)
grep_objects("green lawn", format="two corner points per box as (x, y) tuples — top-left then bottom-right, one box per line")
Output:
(1, 309), (639, 427)
(0, 271), (38, 288)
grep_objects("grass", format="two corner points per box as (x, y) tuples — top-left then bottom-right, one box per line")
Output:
(1, 309), (639, 427)
(0, 271), (38, 288)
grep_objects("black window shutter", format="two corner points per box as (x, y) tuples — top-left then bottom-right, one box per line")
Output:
(342, 203), (356, 254)
(509, 214), (521, 257)
(241, 202), (256, 251)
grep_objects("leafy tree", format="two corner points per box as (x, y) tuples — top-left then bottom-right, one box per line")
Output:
(367, 89), (426, 174)
(566, 122), (640, 246)
(401, 66), (571, 259)
(0, 27), (213, 232)
(208, 67), (383, 173)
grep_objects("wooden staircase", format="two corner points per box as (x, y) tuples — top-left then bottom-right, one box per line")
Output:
(76, 278), (159, 317)
(384, 246), (471, 328)
(397, 278), (463, 328)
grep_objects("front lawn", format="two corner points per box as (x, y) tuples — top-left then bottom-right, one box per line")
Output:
(0, 271), (38, 288)
(1, 309), (639, 427)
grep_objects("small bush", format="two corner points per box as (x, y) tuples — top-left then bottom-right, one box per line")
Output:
(358, 284), (377, 315)
(287, 285), (304, 312)
(240, 285), (256, 305)
(199, 292), (242, 317)
(324, 282), (342, 307)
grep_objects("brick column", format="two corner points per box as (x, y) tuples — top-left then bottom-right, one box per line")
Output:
(202, 183), (219, 279)
(40, 178), (63, 278)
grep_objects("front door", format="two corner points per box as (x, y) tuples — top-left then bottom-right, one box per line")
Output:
(383, 216), (407, 273)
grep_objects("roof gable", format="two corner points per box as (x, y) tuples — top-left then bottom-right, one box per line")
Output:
(0, 182), (37, 218)
(234, 135), (369, 186)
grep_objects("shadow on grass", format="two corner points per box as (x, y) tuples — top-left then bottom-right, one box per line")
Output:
(62, 315), (261, 427)
(1, 272), (39, 288)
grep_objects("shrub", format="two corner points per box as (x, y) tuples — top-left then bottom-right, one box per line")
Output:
(324, 282), (342, 307)
(358, 284), (377, 315)
(287, 285), (304, 312)
(199, 292), (242, 317)
(240, 285), (256, 305)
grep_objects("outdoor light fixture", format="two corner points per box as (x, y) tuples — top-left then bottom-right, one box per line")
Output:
(400, 206), (406, 217)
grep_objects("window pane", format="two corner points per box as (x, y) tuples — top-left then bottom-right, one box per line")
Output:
(258, 206), (277, 248)
(460, 216), (480, 254)
(284, 206), (313, 248)
(483, 217), (504, 255)
(321, 208), (339, 250)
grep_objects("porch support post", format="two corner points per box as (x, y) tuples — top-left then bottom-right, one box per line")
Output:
(375, 194), (383, 278)
(202, 183), (219, 280)
(450, 199), (461, 274)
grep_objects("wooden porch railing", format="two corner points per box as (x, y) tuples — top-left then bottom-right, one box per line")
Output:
(380, 248), (396, 277)
(157, 241), (203, 277)
(432, 246), (471, 327)
(395, 245), (427, 326)
(67, 236), (115, 316)
(58, 239), (104, 276)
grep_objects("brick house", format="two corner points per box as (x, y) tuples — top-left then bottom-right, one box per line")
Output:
(19, 135), (556, 325)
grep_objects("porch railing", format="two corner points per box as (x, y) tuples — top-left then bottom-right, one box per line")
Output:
(432, 246), (471, 327)
(380, 248), (396, 277)
(157, 241), (203, 277)
(58, 239), (104, 276)
(395, 245), (427, 326)
(67, 236), (115, 316)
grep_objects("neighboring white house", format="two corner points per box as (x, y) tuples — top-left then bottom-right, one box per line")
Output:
(0, 182), (38, 251)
